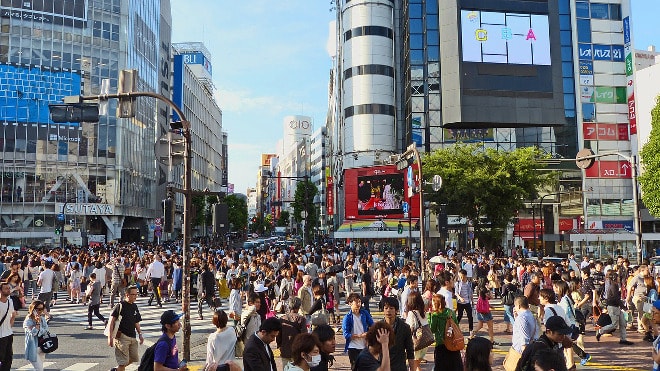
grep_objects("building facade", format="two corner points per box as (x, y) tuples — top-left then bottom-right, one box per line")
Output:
(0, 0), (172, 246)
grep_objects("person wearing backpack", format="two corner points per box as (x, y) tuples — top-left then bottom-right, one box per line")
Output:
(151, 310), (188, 371)
(501, 273), (519, 334)
(429, 293), (462, 371)
(276, 297), (307, 369)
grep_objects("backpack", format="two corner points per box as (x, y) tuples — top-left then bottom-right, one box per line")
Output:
(310, 299), (329, 326)
(137, 336), (167, 371)
(502, 286), (523, 306)
(476, 296), (490, 314)
(235, 314), (253, 341)
(444, 314), (465, 352)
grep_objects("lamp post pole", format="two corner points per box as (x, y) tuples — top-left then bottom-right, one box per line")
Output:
(539, 192), (569, 257)
(396, 144), (425, 281)
(576, 149), (642, 263)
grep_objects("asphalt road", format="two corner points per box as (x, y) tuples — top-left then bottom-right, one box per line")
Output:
(8, 291), (654, 370)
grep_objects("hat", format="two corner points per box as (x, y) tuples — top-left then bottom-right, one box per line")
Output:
(545, 315), (572, 335)
(653, 300), (660, 311)
(160, 310), (183, 325)
(254, 283), (268, 293)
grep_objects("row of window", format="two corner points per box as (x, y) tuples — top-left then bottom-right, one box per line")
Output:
(343, 64), (394, 80)
(344, 26), (393, 42)
(344, 104), (395, 118)
(576, 2), (622, 20)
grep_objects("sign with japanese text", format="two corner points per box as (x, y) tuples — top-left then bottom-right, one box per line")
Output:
(582, 123), (629, 141)
(584, 160), (632, 179)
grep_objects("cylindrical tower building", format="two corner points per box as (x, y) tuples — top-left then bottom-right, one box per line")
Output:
(341, 0), (397, 169)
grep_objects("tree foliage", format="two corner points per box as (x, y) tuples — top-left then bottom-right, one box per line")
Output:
(191, 195), (207, 227)
(423, 144), (554, 247)
(293, 180), (319, 244)
(277, 210), (290, 227)
(225, 194), (248, 231)
(640, 96), (660, 216)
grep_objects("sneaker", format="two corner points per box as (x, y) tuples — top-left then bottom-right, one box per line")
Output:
(620, 340), (634, 345)
(580, 354), (591, 366)
(85, 326), (94, 330)
(596, 331), (601, 342)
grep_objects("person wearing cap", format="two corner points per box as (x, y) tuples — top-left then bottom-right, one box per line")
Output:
(515, 316), (573, 371)
(254, 282), (270, 322)
(243, 317), (283, 371)
(108, 285), (143, 371)
(154, 310), (188, 371)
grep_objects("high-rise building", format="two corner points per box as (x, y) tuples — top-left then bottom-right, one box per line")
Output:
(0, 0), (172, 245)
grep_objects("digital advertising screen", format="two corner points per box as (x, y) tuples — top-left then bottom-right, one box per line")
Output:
(461, 10), (550, 65)
(0, 0), (88, 28)
(344, 165), (420, 220)
(0, 63), (82, 126)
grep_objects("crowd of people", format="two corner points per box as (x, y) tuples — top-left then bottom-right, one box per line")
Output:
(0, 241), (659, 371)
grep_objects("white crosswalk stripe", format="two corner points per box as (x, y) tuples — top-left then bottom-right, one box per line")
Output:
(61, 363), (98, 371)
(16, 362), (56, 370)
(47, 289), (225, 338)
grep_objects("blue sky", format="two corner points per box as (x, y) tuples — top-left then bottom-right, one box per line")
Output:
(171, 1), (657, 195)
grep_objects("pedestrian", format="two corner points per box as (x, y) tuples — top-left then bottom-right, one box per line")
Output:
(107, 285), (143, 371)
(501, 273), (518, 334)
(523, 271), (542, 333)
(342, 292), (374, 367)
(0, 281), (18, 371)
(380, 295), (414, 370)
(243, 317), (282, 371)
(147, 254), (165, 307)
(352, 321), (393, 371)
(23, 300), (49, 371)
(650, 299), (660, 369)
(504, 296), (537, 371)
(455, 269), (474, 335)
(360, 263), (375, 313)
(429, 293), (462, 371)
(515, 316), (573, 371)
(199, 264), (216, 320)
(626, 264), (650, 333)
(298, 275), (314, 320)
(154, 310), (189, 371)
(283, 333), (322, 371)
(277, 297), (307, 369)
(406, 291), (428, 371)
(472, 288), (496, 344)
(310, 324), (336, 371)
(36, 260), (55, 321)
(84, 272), (107, 330)
(109, 257), (125, 308)
(533, 348), (568, 371)
(464, 336), (494, 371)
(241, 293), (263, 340)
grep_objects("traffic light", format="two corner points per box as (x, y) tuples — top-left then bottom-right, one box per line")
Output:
(49, 103), (99, 123)
(55, 227), (61, 235)
(163, 198), (174, 233)
(397, 222), (403, 234)
(251, 216), (257, 223)
(213, 203), (228, 234)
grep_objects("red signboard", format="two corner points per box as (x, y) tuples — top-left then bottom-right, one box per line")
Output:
(513, 218), (575, 239)
(344, 165), (420, 220)
(629, 93), (637, 135)
(582, 123), (629, 141)
(326, 176), (334, 216)
(585, 160), (633, 179)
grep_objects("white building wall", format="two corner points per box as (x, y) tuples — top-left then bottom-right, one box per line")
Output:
(635, 63), (660, 149)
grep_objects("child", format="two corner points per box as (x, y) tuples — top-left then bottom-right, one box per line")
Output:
(472, 288), (496, 344)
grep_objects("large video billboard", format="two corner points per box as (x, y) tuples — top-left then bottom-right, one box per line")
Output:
(344, 165), (420, 220)
(461, 10), (550, 65)
(0, 0), (88, 28)
(0, 63), (82, 126)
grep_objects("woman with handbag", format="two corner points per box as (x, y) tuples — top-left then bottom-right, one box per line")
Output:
(23, 300), (49, 371)
(429, 293), (463, 371)
(406, 291), (431, 371)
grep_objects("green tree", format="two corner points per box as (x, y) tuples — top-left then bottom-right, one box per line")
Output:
(225, 194), (248, 231)
(293, 179), (318, 244)
(423, 144), (553, 247)
(277, 210), (290, 227)
(640, 96), (660, 216)
(191, 195), (207, 227)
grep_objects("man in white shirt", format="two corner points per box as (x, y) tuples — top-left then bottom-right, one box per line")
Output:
(437, 271), (455, 311)
(0, 281), (18, 371)
(37, 260), (55, 320)
(146, 255), (165, 307)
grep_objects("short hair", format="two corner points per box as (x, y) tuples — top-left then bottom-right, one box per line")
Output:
(312, 284), (325, 297)
(581, 268), (591, 276)
(346, 293), (361, 304)
(365, 321), (394, 348)
(407, 275), (418, 285)
(533, 348), (568, 371)
(125, 285), (138, 295)
(212, 310), (228, 328)
(259, 317), (282, 333)
(380, 296), (399, 311)
(465, 337), (493, 371)
(514, 295), (529, 309)
(248, 293), (260, 305)
(312, 324), (336, 344)
(90, 272), (96, 279)
(289, 297), (302, 311)
(291, 333), (321, 365)
(539, 288), (556, 304)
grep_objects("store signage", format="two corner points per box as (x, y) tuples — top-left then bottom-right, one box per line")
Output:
(584, 160), (632, 179)
(326, 176), (334, 216)
(57, 203), (114, 215)
(582, 123), (629, 141)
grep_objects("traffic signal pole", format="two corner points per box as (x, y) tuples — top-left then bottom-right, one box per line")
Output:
(70, 91), (194, 360)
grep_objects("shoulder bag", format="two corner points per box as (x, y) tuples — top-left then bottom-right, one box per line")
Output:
(38, 330), (58, 353)
(411, 310), (435, 351)
(443, 312), (464, 352)
(104, 303), (123, 338)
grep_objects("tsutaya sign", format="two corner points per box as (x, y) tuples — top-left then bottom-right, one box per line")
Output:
(57, 203), (115, 215)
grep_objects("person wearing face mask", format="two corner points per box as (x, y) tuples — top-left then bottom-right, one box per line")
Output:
(283, 333), (322, 371)
(310, 325), (336, 371)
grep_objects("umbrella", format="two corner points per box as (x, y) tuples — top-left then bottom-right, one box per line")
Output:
(429, 255), (449, 264)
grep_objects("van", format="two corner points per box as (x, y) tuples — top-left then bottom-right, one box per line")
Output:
(242, 241), (256, 249)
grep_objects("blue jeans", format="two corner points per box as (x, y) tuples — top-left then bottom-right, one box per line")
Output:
(504, 304), (515, 324)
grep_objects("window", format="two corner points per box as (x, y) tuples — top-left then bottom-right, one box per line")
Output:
(563, 78), (575, 94)
(561, 46), (573, 61)
(426, 31), (439, 45)
(558, 0), (571, 15)
(410, 19), (423, 34)
(576, 2), (590, 18)
(609, 4), (622, 20)
(562, 62), (574, 78)
(409, 3), (422, 18)
(577, 19), (591, 43)
(559, 15), (571, 31)
(560, 31), (572, 47)
(590, 3), (609, 19)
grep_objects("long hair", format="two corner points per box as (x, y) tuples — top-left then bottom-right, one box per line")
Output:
(464, 336), (493, 371)
(28, 300), (44, 321)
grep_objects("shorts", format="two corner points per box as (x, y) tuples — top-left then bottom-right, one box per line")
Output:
(477, 312), (493, 322)
(114, 333), (139, 366)
(414, 347), (427, 360)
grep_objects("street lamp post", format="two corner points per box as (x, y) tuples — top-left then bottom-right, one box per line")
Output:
(576, 149), (642, 263)
(539, 192), (569, 257)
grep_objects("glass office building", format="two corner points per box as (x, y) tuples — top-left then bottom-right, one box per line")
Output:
(0, 0), (172, 246)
